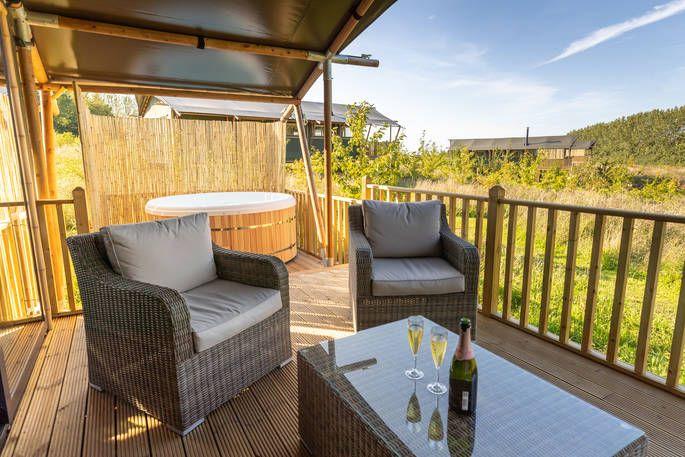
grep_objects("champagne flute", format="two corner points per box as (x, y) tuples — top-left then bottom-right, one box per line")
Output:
(427, 326), (448, 395)
(405, 316), (424, 379)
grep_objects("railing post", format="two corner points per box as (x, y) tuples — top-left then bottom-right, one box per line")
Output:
(72, 187), (90, 234)
(483, 185), (505, 316)
(360, 175), (369, 200)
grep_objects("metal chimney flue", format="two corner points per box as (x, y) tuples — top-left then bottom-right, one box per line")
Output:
(525, 126), (529, 146)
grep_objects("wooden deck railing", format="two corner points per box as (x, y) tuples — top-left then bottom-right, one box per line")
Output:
(287, 189), (359, 264)
(0, 187), (89, 323)
(364, 181), (685, 398)
(34, 187), (90, 317)
(8, 182), (683, 397)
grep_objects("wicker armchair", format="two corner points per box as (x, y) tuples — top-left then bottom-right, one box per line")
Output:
(349, 203), (479, 338)
(66, 233), (291, 435)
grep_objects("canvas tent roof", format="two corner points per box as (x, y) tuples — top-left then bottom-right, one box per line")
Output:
(450, 135), (595, 151)
(146, 96), (400, 126)
(19, 0), (395, 98)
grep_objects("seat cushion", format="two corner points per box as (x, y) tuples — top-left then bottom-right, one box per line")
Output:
(371, 257), (465, 296)
(182, 279), (282, 352)
(362, 200), (441, 258)
(101, 212), (216, 292)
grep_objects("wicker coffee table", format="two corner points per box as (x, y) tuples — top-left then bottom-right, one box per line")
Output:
(297, 318), (646, 456)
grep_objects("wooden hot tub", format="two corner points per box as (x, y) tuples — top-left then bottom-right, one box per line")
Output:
(145, 192), (297, 262)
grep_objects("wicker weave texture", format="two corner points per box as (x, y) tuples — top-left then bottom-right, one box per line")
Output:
(348, 204), (480, 338)
(66, 233), (291, 433)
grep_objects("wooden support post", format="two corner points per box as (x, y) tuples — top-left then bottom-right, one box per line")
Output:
(323, 60), (334, 265)
(483, 186), (505, 316)
(41, 90), (66, 303)
(0, 7), (52, 328)
(72, 187), (90, 234)
(360, 176), (369, 200)
(293, 104), (325, 260)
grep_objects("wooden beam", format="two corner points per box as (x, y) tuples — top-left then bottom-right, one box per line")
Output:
(30, 46), (48, 83)
(280, 105), (295, 123)
(26, 11), (378, 68)
(293, 104), (326, 260)
(40, 82), (299, 104)
(297, 0), (376, 99)
(323, 61), (334, 265)
(0, 5), (53, 328)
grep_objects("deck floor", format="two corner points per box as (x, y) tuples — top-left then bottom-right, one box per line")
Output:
(2, 255), (685, 457)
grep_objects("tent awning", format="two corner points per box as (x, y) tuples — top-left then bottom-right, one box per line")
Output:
(20, 0), (396, 99)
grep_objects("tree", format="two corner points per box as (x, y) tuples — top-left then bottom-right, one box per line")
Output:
(54, 92), (115, 136)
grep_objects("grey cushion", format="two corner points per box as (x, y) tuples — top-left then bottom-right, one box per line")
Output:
(362, 200), (441, 257)
(371, 257), (465, 296)
(101, 213), (217, 292)
(182, 278), (282, 352)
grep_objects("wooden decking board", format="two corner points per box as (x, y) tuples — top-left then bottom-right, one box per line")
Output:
(48, 317), (88, 457)
(4, 321), (43, 396)
(0, 325), (23, 361)
(2, 264), (684, 456)
(12, 317), (74, 457)
(1, 322), (53, 457)
(82, 389), (116, 457)
(206, 403), (255, 457)
(230, 392), (292, 457)
(147, 416), (185, 457)
(117, 400), (152, 457)
(182, 421), (220, 457)
(478, 316), (685, 424)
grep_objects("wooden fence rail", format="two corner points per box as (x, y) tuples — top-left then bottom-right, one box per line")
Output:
(364, 181), (685, 398)
(287, 189), (358, 265)
(0, 187), (90, 324)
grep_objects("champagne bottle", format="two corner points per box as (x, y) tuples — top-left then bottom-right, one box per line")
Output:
(449, 318), (477, 415)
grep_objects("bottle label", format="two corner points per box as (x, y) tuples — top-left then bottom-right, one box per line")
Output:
(461, 391), (469, 411)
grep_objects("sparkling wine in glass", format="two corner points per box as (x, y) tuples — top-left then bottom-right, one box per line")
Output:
(427, 326), (448, 395)
(405, 316), (424, 380)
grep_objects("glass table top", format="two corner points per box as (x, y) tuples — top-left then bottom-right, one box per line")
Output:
(299, 318), (646, 456)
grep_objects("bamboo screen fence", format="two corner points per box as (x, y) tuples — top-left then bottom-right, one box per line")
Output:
(0, 95), (41, 322)
(78, 111), (286, 229)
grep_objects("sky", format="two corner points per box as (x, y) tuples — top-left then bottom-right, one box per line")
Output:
(303, 0), (685, 150)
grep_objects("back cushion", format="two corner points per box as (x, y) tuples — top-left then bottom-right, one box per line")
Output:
(362, 200), (442, 258)
(101, 213), (217, 292)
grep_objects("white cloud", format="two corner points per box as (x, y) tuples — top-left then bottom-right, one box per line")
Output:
(545, 0), (685, 64)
